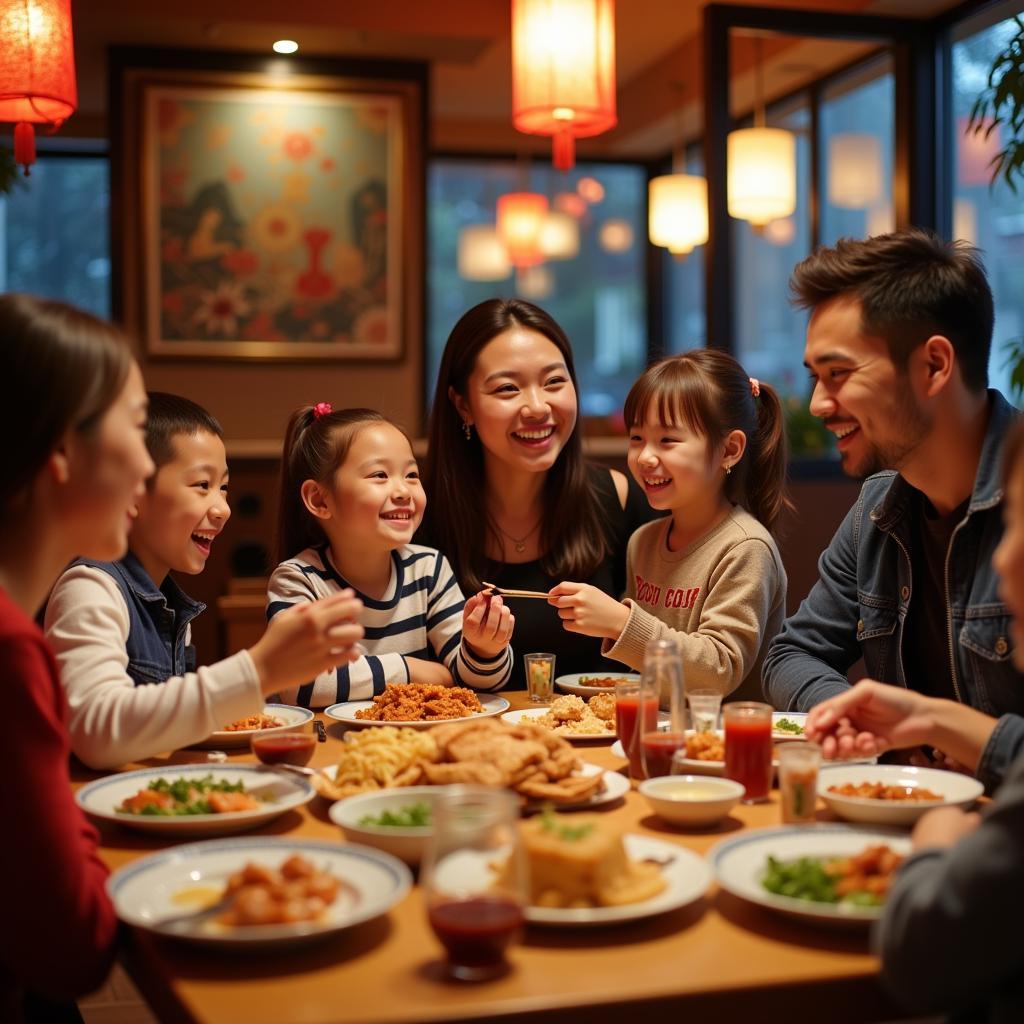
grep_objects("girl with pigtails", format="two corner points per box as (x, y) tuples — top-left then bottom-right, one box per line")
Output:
(549, 350), (790, 701)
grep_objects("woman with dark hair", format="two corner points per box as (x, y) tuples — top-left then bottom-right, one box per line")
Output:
(0, 294), (152, 1020)
(420, 298), (654, 683)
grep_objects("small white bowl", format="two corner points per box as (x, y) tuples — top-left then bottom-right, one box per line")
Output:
(639, 775), (745, 827)
(329, 787), (438, 865)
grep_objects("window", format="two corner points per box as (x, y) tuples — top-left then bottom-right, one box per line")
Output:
(427, 159), (648, 421)
(952, 7), (1024, 402)
(0, 151), (110, 317)
(663, 146), (706, 355)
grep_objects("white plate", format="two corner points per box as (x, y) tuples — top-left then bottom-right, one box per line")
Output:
(818, 763), (984, 826)
(191, 704), (315, 750)
(107, 837), (411, 948)
(76, 764), (314, 837)
(710, 824), (912, 926)
(528, 835), (711, 927)
(555, 672), (640, 698)
(324, 694), (510, 728)
(771, 712), (808, 741)
(500, 706), (616, 742)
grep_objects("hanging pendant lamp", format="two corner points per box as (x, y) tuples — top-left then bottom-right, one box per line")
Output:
(649, 172), (708, 256)
(511, 0), (617, 172)
(0, 0), (77, 175)
(496, 191), (549, 267)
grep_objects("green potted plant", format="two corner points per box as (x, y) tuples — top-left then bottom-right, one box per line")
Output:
(968, 14), (1024, 402)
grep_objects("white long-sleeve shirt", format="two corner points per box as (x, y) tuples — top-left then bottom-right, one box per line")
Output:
(44, 565), (262, 769)
(267, 544), (512, 708)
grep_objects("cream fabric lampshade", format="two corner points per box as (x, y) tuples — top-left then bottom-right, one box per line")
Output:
(648, 173), (708, 254)
(828, 133), (883, 209)
(538, 211), (580, 260)
(727, 127), (796, 226)
(458, 225), (511, 281)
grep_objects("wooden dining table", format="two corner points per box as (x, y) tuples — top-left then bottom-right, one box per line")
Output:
(73, 693), (908, 1024)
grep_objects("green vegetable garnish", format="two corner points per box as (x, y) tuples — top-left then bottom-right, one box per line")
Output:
(761, 855), (883, 907)
(538, 804), (595, 842)
(116, 774), (251, 817)
(774, 718), (805, 735)
(359, 802), (432, 828)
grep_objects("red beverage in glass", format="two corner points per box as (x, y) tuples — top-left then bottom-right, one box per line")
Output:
(615, 695), (659, 778)
(428, 894), (524, 975)
(724, 715), (773, 800)
(250, 731), (316, 766)
(640, 731), (687, 778)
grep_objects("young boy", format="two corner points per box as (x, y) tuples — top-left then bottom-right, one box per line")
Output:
(44, 393), (364, 769)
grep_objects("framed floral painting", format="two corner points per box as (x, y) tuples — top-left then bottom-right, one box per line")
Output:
(114, 55), (423, 360)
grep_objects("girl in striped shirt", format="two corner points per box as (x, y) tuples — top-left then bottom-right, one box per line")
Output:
(268, 405), (514, 708)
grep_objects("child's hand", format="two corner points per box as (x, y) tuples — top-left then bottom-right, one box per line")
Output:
(548, 582), (629, 640)
(250, 590), (364, 696)
(406, 657), (454, 687)
(462, 592), (514, 660)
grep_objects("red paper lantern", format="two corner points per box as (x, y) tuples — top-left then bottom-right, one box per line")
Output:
(496, 192), (548, 268)
(511, 0), (617, 172)
(0, 0), (77, 175)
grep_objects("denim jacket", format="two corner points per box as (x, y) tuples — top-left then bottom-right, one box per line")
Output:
(74, 552), (205, 686)
(763, 391), (1022, 789)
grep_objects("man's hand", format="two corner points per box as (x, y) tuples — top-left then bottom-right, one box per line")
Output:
(911, 806), (982, 852)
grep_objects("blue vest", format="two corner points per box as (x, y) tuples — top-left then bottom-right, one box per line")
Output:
(73, 552), (205, 686)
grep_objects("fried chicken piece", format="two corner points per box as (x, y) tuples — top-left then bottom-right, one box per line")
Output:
(447, 728), (548, 778)
(535, 748), (581, 781)
(589, 693), (615, 721)
(420, 762), (508, 787)
(546, 695), (586, 722)
(517, 770), (607, 803)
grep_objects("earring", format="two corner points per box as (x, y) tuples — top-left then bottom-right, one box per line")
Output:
(462, 421), (473, 441)
(724, 464), (732, 475)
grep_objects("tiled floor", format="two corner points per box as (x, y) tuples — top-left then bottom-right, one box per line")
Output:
(78, 964), (157, 1024)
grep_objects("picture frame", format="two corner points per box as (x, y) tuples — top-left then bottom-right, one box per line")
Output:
(114, 53), (424, 362)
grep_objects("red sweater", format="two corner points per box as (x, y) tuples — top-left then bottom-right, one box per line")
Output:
(0, 587), (118, 1012)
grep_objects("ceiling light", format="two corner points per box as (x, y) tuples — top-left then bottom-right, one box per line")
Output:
(273, 40), (299, 54)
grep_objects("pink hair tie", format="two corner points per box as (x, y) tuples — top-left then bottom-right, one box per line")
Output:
(749, 377), (761, 398)
(312, 401), (333, 419)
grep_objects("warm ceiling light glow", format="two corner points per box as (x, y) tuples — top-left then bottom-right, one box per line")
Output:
(457, 225), (511, 281)
(516, 264), (555, 300)
(828, 133), (882, 209)
(554, 191), (587, 218)
(272, 39), (299, 54)
(727, 126), (797, 227)
(0, 0), (77, 174)
(762, 217), (796, 247)
(599, 218), (633, 252)
(866, 201), (894, 238)
(953, 197), (977, 245)
(496, 192), (549, 267)
(538, 211), (580, 260)
(511, 0), (617, 171)
(649, 174), (708, 255)
(576, 176), (605, 203)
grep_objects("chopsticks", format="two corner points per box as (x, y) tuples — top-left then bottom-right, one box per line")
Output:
(482, 581), (551, 600)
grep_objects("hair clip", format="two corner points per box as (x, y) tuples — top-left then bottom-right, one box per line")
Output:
(312, 401), (333, 419)
(749, 377), (761, 398)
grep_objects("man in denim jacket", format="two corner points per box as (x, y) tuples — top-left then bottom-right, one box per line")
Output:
(763, 229), (1021, 790)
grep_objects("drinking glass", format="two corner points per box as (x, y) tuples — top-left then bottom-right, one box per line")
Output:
(421, 786), (527, 981)
(778, 742), (822, 823)
(723, 701), (774, 803)
(638, 637), (687, 780)
(524, 653), (556, 703)
(614, 678), (656, 781)
(686, 688), (723, 733)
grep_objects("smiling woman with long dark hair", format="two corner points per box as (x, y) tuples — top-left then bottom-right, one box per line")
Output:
(419, 298), (655, 683)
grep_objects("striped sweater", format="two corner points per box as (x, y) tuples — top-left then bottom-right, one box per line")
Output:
(266, 543), (512, 707)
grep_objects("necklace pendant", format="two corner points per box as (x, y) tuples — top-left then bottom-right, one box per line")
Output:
(515, 541), (526, 553)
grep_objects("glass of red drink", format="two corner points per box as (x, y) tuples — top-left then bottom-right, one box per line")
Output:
(723, 702), (774, 802)
(614, 679), (658, 781)
(421, 785), (527, 981)
(638, 638), (685, 780)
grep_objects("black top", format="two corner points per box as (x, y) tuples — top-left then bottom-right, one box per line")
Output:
(418, 465), (659, 685)
(902, 490), (970, 702)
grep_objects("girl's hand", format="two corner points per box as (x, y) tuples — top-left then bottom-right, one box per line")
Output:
(548, 582), (629, 640)
(250, 590), (364, 696)
(462, 592), (514, 660)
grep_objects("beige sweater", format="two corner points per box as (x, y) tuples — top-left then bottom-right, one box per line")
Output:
(603, 506), (786, 701)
